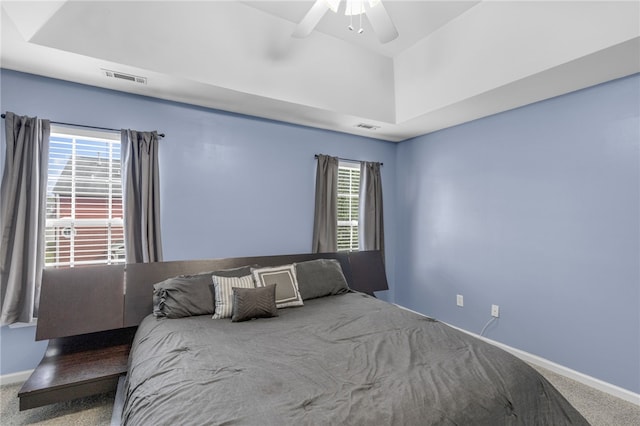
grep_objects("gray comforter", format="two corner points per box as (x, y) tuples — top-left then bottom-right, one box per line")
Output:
(122, 292), (589, 425)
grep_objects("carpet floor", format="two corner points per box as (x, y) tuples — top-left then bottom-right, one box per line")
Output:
(1, 366), (638, 425)
(528, 365), (639, 426)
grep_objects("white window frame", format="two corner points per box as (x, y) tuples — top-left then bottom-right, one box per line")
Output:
(45, 125), (125, 268)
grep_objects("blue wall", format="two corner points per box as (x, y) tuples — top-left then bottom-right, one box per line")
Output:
(1, 69), (639, 395)
(395, 74), (640, 393)
(0, 69), (397, 375)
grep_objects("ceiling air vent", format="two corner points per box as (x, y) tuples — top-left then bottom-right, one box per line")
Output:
(102, 69), (147, 85)
(355, 123), (380, 131)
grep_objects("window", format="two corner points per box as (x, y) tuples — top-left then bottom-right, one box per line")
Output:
(337, 162), (360, 251)
(45, 127), (124, 267)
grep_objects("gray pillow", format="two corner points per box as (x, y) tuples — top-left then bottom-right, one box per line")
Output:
(294, 259), (350, 300)
(231, 284), (278, 322)
(153, 265), (256, 318)
(210, 265), (256, 278)
(153, 274), (215, 318)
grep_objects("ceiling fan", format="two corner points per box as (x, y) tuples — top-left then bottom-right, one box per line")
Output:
(292, 0), (399, 44)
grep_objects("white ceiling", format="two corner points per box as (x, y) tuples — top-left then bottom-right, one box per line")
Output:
(1, 1), (639, 142)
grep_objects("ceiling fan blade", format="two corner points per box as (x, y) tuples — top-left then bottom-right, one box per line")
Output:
(292, 0), (330, 38)
(365, 1), (399, 44)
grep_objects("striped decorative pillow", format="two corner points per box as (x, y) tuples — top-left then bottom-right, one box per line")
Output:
(211, 275), (255, 319)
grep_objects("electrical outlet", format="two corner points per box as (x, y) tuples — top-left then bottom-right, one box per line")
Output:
(456, 294), (464, 307)
(491, 304), (500, 318)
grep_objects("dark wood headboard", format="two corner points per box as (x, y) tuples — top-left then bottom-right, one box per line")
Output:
(36, 251), (388, 341)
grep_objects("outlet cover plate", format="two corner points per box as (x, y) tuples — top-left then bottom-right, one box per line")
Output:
(491, 304), (500, 317)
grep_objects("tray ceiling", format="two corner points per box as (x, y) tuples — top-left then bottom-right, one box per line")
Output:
(1, 1), (639, 142)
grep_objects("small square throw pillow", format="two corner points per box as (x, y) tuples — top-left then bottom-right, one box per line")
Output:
(231, 284), (278, 322)
(211, 274), (255, 319)
(252, 264), (304, 309)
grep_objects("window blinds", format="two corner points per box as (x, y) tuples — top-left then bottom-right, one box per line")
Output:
(45, 131), (125, 267)
(337, 164), (360, 251)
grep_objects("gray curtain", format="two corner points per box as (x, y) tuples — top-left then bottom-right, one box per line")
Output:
(121, 130), (163, 263)
(360, 161), (385, 260)
(312, 155), (339, 253)
(0, 112), (50, 325)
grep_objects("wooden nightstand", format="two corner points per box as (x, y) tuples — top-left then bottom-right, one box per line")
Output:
(18, 327), (136, 410)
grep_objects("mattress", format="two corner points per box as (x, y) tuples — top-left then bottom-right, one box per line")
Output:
(121, 292), (589, 425)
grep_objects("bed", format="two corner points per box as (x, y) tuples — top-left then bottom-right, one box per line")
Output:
(118, 255), (589, 425)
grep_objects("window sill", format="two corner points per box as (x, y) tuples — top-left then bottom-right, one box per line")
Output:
(8, 319), (37, 329)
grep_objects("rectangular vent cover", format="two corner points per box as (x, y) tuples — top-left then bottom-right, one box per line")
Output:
(102, 69), (147, 84)
(355, 123), (380, 130)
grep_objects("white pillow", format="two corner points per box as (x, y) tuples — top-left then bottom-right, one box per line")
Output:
(211, 275), (255, 319)
(252, 264), (304, 309)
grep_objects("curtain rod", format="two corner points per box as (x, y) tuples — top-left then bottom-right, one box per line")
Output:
(1, 114), (165, 138)
(314, 154), (383, 166)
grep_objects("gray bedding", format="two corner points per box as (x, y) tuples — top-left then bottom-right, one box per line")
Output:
(122, 292), (589, 425)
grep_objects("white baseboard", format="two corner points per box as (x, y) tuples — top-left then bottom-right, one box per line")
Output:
(0, 369), (33, 386)
(394, 304), (640, 406)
